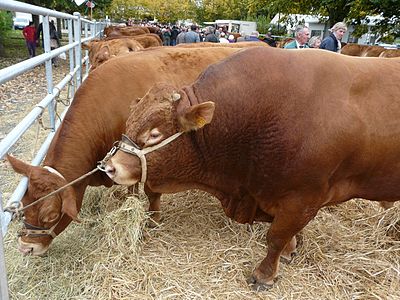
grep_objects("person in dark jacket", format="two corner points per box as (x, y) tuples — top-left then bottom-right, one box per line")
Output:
(204, 26), (219, 43)
(320, 22), (347, 53)
(36, 20), (61, 66)
(36, 20), (60, 49)
(170, 26), (179, 46)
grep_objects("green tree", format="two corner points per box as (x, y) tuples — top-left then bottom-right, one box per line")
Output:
(0, 10), (13, 56)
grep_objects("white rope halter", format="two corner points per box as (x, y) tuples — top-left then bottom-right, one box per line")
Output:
(117, 132), (184, 183)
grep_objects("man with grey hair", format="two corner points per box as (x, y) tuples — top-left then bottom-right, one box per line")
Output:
(284, 25), (310, 49)
(204, 26), (219, 43)
(320, 22), (347, 52)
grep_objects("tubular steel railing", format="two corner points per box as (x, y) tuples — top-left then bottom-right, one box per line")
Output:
(0, 1), (107, 298)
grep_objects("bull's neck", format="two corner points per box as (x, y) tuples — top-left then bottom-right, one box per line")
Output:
(43, 122), (114, 187)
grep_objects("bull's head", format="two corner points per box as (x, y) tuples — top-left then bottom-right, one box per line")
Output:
(6, 155), (79, 256)
(105, 83), (215, 187)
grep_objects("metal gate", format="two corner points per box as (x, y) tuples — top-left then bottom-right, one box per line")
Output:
(0, 1), (107, 298)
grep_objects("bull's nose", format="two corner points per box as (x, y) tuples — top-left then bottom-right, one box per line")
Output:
(105, 164), (115, 178)
(18, 246), (33, 256)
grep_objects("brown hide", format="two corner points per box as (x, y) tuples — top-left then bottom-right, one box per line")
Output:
(105, 26), (149, 38)
(379, 49), (400, 58)
(126, 34), (162, 48)
(8, 46), (252, 256)
(106, 47), (400, 288)
(341, 43), (385, 57)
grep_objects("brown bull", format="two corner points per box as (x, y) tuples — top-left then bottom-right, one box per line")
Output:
(105, 48), (400, 289)
(82, 38), (144, 70)
(104, 25), (149, 38)
(7, 46), (260, 257)
(122, 33), (162, 48)
(83, 34), (163, 70)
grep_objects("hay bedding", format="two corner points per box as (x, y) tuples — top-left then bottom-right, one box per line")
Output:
(3, 186), (399, 300)
(1, 58), (399, 300)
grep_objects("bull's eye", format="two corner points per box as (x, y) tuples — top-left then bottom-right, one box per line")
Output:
(150, 129), (160, 139)
(145, 128), (162, 146)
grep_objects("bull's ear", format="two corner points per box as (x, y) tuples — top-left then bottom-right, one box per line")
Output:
(178, 101), (215, 132)
(6, 154), (32, 176)
(61, 186), (80, 223)
(81, 43), (91, 51)
(81, 39), (99, 51)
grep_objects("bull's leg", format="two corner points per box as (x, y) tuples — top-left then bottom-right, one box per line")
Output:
(144, 185), (162, 226)
(249, 204), (318, 290)
(280, 235), (297, 263)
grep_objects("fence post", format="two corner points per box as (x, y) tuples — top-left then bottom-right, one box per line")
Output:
(73, 12), (82, 88)
(43, 16), (56, 131)
(68, 18), (75, 99)
(84, 22), (89, 76)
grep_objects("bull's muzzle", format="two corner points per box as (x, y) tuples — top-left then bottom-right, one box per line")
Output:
(104, 133), (183, 183)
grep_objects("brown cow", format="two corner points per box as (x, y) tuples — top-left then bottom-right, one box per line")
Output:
(82, 38), (144, 70)
(104, 47), (400, 289)
(341, 43), (385, 57)
(7, 46), (256, 257)
(122, 34), (162, 48)
(83, 35), (162, 70)
(379, 49), (400, 58)
(104, 25), (150, 38)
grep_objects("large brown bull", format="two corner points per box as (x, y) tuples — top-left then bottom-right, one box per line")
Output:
(105, 47), (400, 289)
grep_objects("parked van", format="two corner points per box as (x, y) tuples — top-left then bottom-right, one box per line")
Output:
(13, 17), (30, 29)
(207, 20), (257, 36)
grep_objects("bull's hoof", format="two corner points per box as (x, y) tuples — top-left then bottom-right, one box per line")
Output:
(246, 275), (274, 291)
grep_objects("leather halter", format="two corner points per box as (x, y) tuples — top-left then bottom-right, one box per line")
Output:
(18, 216), (64, 239)
(115, 133), (183, 183)
(18, 166), (65, 238)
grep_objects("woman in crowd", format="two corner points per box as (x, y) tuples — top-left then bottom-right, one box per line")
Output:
(320, 22), (347, 52)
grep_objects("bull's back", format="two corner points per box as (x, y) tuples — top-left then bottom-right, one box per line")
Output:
(191, 47), (400, 195)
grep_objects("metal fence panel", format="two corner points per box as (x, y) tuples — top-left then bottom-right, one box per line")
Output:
(0, 1), (107, 298)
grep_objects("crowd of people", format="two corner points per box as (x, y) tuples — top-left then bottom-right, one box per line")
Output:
(128, 21), (346, 52)
(21, 19), (347, 60)
(153, 23), (275, 46)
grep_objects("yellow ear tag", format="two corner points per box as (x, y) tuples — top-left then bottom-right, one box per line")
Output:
(196, 116), (207, 128)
